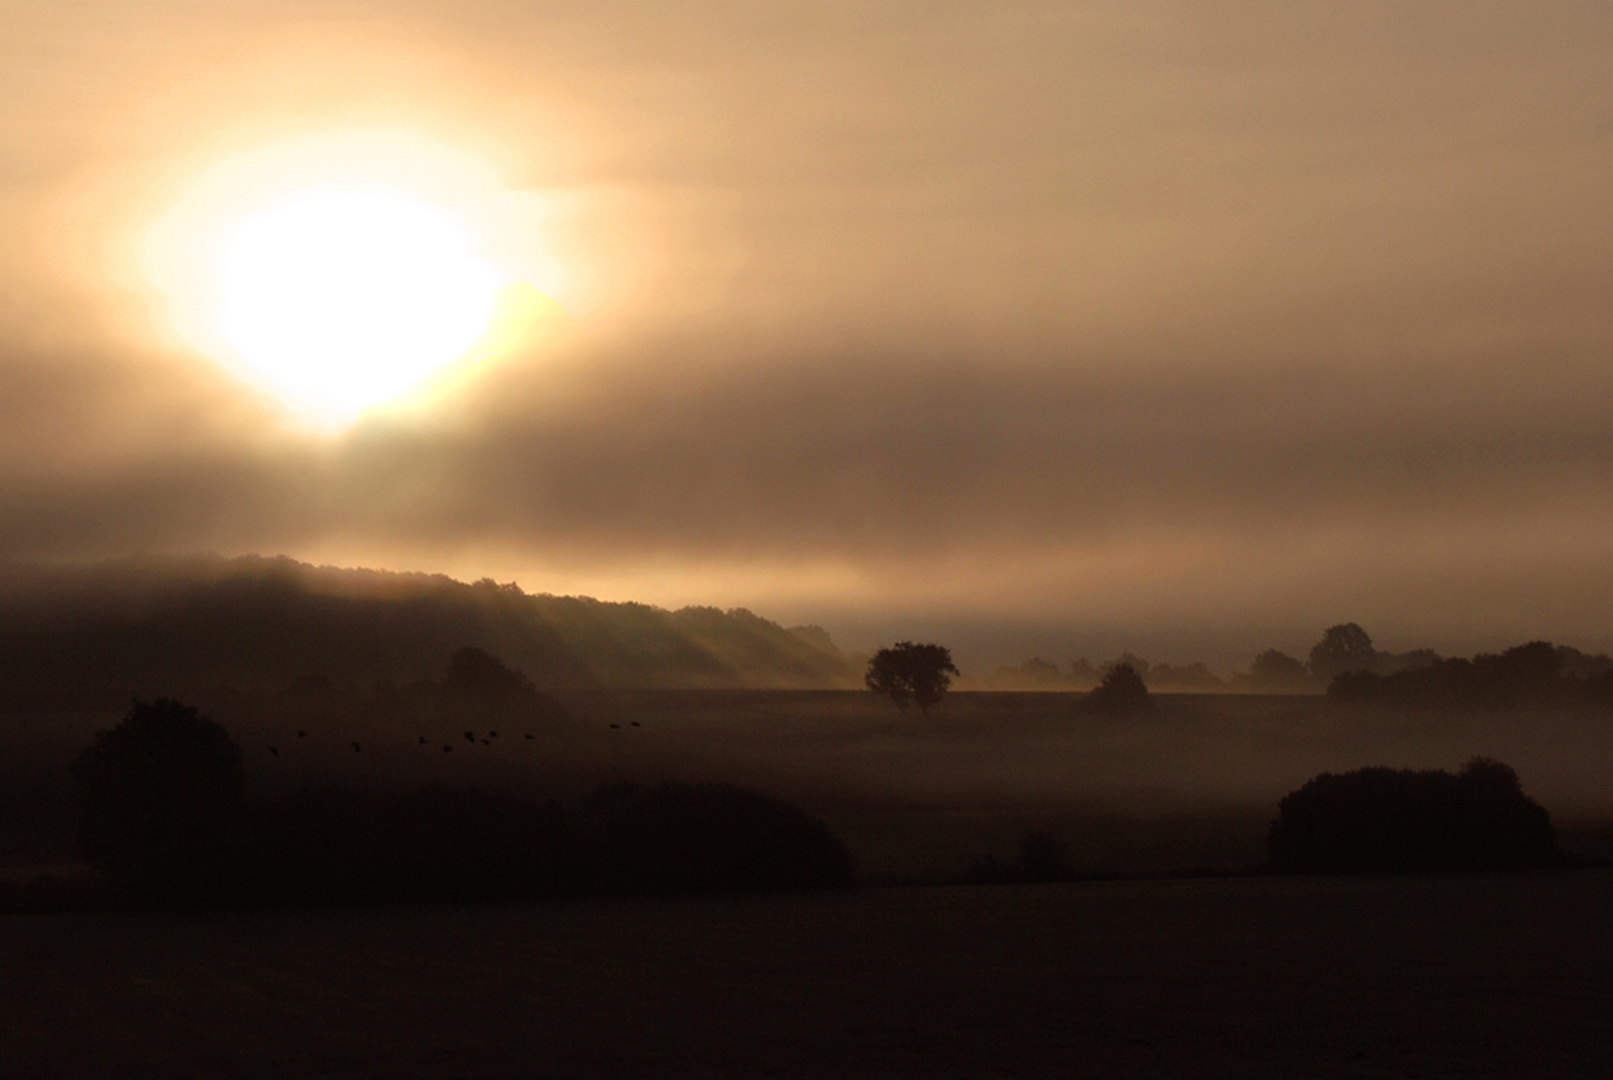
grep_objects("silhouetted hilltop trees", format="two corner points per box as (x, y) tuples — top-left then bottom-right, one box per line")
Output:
(67, 696), (854, 908)
(0, 555), (858, 707)
(1269, 759), (1561, 874)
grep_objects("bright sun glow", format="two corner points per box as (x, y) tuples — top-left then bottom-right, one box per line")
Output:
(220, 188), (500, 422)
(140, 131), (569, 429)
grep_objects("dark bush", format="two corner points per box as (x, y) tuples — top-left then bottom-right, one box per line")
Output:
(1085, 663), (1149, 712)
(1269, 758), (1561, 874)
(582, 782), (854, 895)
(71, 699), (248, 906)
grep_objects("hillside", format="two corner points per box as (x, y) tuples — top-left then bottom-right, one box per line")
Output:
(0, 555), (858, 707)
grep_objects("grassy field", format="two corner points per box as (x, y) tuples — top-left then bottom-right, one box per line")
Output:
(5, 690), (1613, 879)
(6, 871), (1613, 1078)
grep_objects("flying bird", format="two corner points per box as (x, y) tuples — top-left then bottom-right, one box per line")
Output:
(630, 722), (640, 727)
(297, 730), (306, 739)
(609, 723), (620, 729)
(268, 747), (279, 757)
(488, 730), (499, 738)
(418, 736), (428, 745)
(351, 742), (361, 753)
(524, 733), (534, 740)
(442, 745), (453, 753)
(464, 731), (476, 743)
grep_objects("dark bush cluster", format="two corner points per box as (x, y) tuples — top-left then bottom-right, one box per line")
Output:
(243, 786), (575, 906)
(580, 782), (855, 895)
(1084, 663), (1150, 712)
(1327, 641), (1572, 708)
(1324, 639), (1613, 709)
(70, 698), (248, 907)
(1269, 758), (1562, 874)
(964, 830), (1075, 884)
(72, 700), (854, 909)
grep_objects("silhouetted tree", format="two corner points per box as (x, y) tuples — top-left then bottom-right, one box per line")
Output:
(1308, 623), (1377, 681)
(865, 641), (959, 715)
(1268, 758), (1560, 873)
(71, 698), (247, 906)
(1086, 662), (1149, 711)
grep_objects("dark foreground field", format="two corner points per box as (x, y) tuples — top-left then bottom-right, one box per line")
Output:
(6, 871), (1613, 1079)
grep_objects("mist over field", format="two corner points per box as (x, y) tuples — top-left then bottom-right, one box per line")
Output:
(8, 5), (1613, 1076)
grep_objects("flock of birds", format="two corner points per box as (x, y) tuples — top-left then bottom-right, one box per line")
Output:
(264, 721), (642, 758)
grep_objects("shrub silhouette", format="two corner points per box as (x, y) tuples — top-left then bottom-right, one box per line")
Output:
(582, 782), (854, 895)
(71, 698), (248, 906)
(865, 641), (959, 715)
(1085, 662), (1149, 711)
(1269, 758), (1561, 874)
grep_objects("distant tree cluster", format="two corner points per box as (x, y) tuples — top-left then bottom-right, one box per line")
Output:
(71, 697), (854, 909)
(983, 622), (1613, 700)
(1328, 640), (1613, 709)
(965, 830), (1076, 884)
(1269, 759), (1561, 874)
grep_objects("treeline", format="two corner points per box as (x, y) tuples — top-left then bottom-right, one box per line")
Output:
(985, 622), (1613, 697)
(1328, 640), (1613, 709)
(41, 698), (853, 911)
(0, 554), (858, 708)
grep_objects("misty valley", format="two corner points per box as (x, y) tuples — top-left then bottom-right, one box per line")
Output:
(4, 556), (1613, 1077)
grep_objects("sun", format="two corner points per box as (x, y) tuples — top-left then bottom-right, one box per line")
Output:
(139, 131), (570, 428)
(219, 187), (501, 423)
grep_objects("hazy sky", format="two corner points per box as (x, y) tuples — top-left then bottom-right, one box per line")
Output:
(3, 1), (1613, 668)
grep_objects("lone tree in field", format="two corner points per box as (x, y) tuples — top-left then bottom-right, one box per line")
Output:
(71, 698), (247, 906)
(865, 641), (959, 715)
